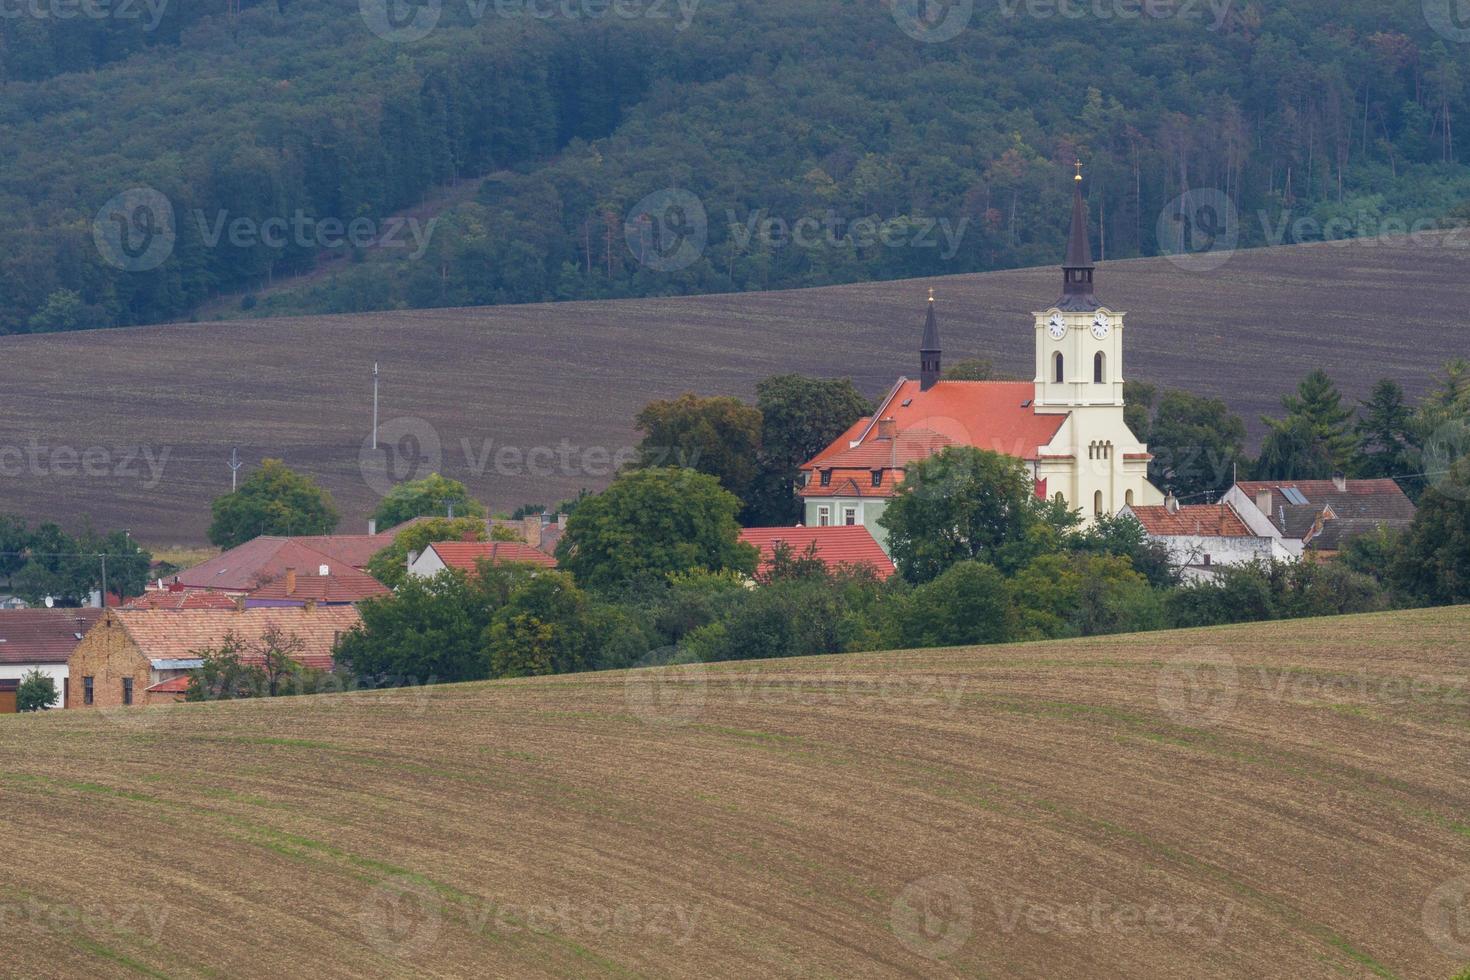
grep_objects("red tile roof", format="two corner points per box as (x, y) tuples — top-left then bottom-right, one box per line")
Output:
(124, 589), (241, 611)
(801, 380), (1067, 498)
(739, 526), (896, 580)
(173, 538), (372, 593)
(0, 609), (103, 665)
(290, 532), (401, 569)
(429, 541), (558, 573)
(1129, 503), (1253, 537)
(249, 566), (391, 603)
(105, 606), (360, 672)
(144, 675), (192, 694)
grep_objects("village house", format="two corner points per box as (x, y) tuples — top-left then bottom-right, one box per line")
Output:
(67, 604), (359, 709)
(246, 565), (391, 606)
(166, 527), (411, 595)
(1122, 497), (1293, 582)
(488, 512), (568, 556)
(738, 526), (896, 581)
(407, 540), (558, 579)
(0, 608), (103, 711)
(1222, 477), (1416, 558)
(800, 171), (1164, 551)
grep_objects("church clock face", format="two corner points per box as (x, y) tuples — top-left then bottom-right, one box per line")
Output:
(1047, 314), (1066, 340)
(1091, 312), (1110, 339)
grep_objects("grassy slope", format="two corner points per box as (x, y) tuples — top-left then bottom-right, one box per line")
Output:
(0, 606), (1467, 977)
(2, 233), (1467, 545)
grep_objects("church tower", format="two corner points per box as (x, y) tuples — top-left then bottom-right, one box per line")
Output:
(919, 289), (941, 391)
(1030, 165), (1161, 519)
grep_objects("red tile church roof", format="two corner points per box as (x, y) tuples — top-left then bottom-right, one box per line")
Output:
(801, 380), (1067, 498)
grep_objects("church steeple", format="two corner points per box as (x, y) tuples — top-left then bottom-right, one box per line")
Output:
(919, 288), (941, 391)
(1058, 162), (1099, 312)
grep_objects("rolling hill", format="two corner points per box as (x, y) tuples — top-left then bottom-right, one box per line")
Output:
(0, 607), (1467, 977)
(2, 234), (1466, 544)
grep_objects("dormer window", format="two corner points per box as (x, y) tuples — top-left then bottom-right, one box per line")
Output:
(820, 470), (831, 487)
(871, 470), (882, 487)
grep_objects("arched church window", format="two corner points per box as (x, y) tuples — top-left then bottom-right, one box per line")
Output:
(1053, 351), (1064, 383)
(1094, 490), (1103, 516)
(1125, 489), (1134, 506)
(1094, 352), (1106, 384)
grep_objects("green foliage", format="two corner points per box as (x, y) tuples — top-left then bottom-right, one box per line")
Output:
(880, 446), (1057, 583)
(335, 567), (528, 684)
(184, 627), (330, 700)
(682, 570), (879, 663)
(1392, 455), (1470, 604)
(634, 393), (763, 508)
(1070, 513), (1178, 589)
(10, 522), (150, 606)
(365, 516), (487, 590)
(1011, 553), (1160, 639)
(748, 375), (871, 525)
(373, 473), (485, 528)
(555, 468), (757, 594)
(943, 358), (1003, 381)
(16, 670), (58, 712)
(886, 561), (1015, 649)
(1143, 389), (1247, 500)
(0, 514), (27, 582)
(1164, 559), (1389, 628)
(1123, 380), (1157, 444)
(208, 459), (339, 548)
(1255, 370), (1356, 479)
(1354, 379), (1417, 480)
(185, 635), (265, 702)
(485, 571), (648, 678)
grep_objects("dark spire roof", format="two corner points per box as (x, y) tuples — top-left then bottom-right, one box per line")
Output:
(919, 289), (941, 391)
(921, 289), (940, 352)
(1058, 164), (1099, 312)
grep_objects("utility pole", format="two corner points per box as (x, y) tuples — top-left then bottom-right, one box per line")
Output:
(372, 362), (380, 450)
(99, 552), (107, 610)
(228, 448), (243, 492)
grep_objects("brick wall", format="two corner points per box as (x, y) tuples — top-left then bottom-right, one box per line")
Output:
(66, 613), (151, 710)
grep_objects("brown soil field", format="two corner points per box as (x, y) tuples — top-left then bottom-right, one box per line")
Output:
(1, 235), (1466, 544)
(0, 607), (1467, 978)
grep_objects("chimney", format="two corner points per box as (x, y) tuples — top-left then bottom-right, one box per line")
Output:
(1255, 489), (1272, 514)
(877, 417), (898, 440)
(285, 567), (297, 596)
(1332, 473), (1347, 492)
(522, 516), (541, 549)
(303, 598), (317, 615)
(557, 512), (568, 530)
(1165, 493), (1180, 514)
(233, 595), (246, 613)
(368, 518), (377, 535)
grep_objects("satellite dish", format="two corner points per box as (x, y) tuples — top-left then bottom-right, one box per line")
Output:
(44, 595), (54, 608)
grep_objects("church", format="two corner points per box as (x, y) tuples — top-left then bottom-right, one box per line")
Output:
(799, 171), (1165, 550)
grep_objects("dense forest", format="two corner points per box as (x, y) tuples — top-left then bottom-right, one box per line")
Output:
(3, 0), (1470, 332)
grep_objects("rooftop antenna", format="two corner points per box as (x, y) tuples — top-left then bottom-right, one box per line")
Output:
(372, 362), (380, 450)
(228, 448), (243, 492)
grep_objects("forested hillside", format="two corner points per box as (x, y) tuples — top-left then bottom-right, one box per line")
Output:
(4, 0), (1470, 332)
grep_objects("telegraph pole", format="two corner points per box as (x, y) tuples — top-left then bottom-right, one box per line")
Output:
(228, 448), (243, 492)
(372, 362), (380, 450)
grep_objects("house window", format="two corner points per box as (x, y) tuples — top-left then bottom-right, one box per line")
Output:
(83, 676), (94, 706)
(844, 508), (857, 526)
(1094, 352), (1106, 384)
(1203, 554), (1212, 566)
(122, 677), (133, 706)
(1053, 351), (1064, 383)
(817, 506), (831, 527)
(871, 470), (882, 488)
(819, 469), (831, 487)
(1093, 490), (1103, 516)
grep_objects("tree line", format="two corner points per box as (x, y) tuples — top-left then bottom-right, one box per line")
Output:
(6, 0), (1470, 330)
